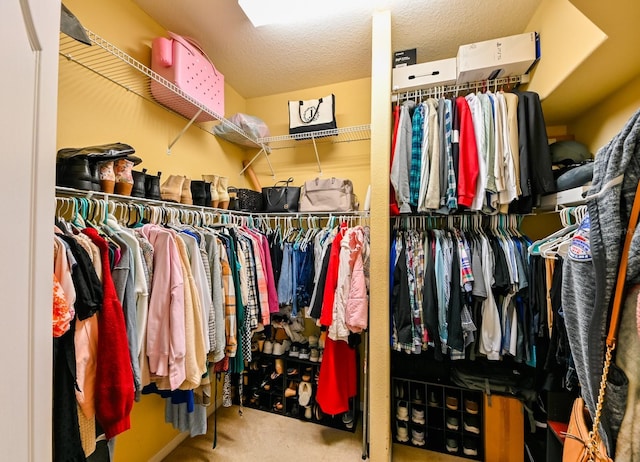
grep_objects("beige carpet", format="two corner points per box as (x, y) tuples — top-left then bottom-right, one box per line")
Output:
(162, 405), (469, 462)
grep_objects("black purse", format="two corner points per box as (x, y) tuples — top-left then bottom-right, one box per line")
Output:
(262, 178), (301, 213)
(228, 187), (264, 212)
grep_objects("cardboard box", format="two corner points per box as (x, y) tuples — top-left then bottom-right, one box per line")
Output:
(392, 57), (457, 92)
(394, 48), (416, 68)
(456, 32), (540, 84)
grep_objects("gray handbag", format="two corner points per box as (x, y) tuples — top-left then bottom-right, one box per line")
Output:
(298, 177), (358, 212)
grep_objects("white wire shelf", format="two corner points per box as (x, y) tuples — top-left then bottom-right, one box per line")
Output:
(258, 124), (371, 150)
(58, 29), (262, 152)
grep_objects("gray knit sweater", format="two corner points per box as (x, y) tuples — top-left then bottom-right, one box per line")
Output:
(563, 108), (640, 456)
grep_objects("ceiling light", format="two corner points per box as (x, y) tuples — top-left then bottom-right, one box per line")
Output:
(238, 0), (391, 27)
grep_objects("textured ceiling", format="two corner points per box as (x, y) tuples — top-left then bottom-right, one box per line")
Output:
(133, 0), (542, 99)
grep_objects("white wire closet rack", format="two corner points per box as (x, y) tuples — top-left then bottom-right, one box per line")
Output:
(58, 29), (266, 156)
(391, 74), (531, 103)
(238, 124), (372, 175)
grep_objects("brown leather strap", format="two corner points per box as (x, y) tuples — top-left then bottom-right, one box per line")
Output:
(606, 180), (640, 347)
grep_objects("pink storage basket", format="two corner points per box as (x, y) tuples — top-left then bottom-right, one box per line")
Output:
(150, 32), (224, 122)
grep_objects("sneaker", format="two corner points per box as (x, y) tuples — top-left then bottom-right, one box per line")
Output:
(446, 415), (459, 431)
(445, 394), (459, 411)
(298, 381), (312, 407)
(286, 367), (298, 377)
(463, 414), (481, 434)
(445, 437), (459, 453)
(396, 421), (409, 442)
(395, 382), (407, 399)
(304, 405), (312, 420)
(299, 346), (310, 360)
(272, 341), (285, 356)
(263, 340), (273, 355)
(309, 348), (320, 362)
(412, 386), (424, 404)
(308, 335), (319, 348)
(463, 438), (479, 456)
(289, 343), (300, 358)
(342, 410), (354, 429)
(464, 397), (480, 415)
(301, 367), (313, 382)
(411, 428), (426, 446)
(396, 400), (409, 421)
(428, 390), (440, 407)
(411, 406), (425, 425)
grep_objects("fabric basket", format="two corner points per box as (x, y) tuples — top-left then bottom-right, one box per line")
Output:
(150, 32), (224, 122)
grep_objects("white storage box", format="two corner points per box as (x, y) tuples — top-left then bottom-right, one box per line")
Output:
(456, 32), (540, 84)
(392, 58), (457, 92)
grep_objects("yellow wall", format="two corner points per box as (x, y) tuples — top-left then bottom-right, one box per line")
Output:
(525, 0), (606, 102)
(569, 74), (640, 154)
(246, 79), (372, 202)
(59, 0), (251, 189)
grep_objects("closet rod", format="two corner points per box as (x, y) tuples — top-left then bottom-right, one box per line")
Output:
(55, 186), (370, 219)
(391, 74), (530, 103)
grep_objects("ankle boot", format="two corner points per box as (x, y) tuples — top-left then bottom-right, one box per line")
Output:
(145, 171), (162, 200)
(131, 168), (147, 198)
(202, 174), (220, 208)
(56, 156), (94, 191)
(217, 176), (230, 209)
(203, 181), (212, 207)
(190, 180), (207, 206)
(180, 176), (193, 205)
(98, 160), (116, 194)
(114, 158), (135, 196)
(160, 174), (184, 202)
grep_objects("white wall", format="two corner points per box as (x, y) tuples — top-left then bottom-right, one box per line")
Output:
(0, 0), (59, 459)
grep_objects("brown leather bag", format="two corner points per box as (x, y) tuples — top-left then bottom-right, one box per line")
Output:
(563, 181), (640, 462)
(563, 397), (612, 462)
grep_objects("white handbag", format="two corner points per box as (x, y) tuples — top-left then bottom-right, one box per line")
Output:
(288, 94), (337, 135)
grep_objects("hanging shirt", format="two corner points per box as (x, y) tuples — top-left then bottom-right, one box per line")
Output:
(390, 101), (415, 213)
(424, 99), (441, 210)
(466, 93), (488, 211)
(409, 103), (425, 207)
(455, 96), (479, 208)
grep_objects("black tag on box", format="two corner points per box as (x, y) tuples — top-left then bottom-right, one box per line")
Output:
(394, 49), (416, 68)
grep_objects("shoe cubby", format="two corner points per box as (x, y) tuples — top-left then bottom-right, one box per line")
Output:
(244, 351), (358, 433)
(392, 378), (483, 460)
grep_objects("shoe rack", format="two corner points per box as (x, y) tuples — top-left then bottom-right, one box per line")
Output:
(392, 378), (483, 460)
(244, 350), (358, 433)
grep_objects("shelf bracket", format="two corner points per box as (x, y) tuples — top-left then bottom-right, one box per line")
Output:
(311, 136), (322, 174)
(239, 144), (275, 178)
(167, 109), (203, 154)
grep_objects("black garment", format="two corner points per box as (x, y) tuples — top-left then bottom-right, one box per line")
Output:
(53, 327), (86, 462)
(489, 237), (511, 296)
(268, 230), (283, 287)
(544, 258), (575, 389)
(447, 241), (464, 352)
(392, 242), (412, 347)
(529, 255), (548, 340)
(422, 231), (441, 359)
(309, 243), (332, 320)
(57, 234), (103, 320)
(510, 91), (557, 214)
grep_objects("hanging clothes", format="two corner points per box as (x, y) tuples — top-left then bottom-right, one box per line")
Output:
(390, 90), (555, 214)
(390, 218), (531, 363)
